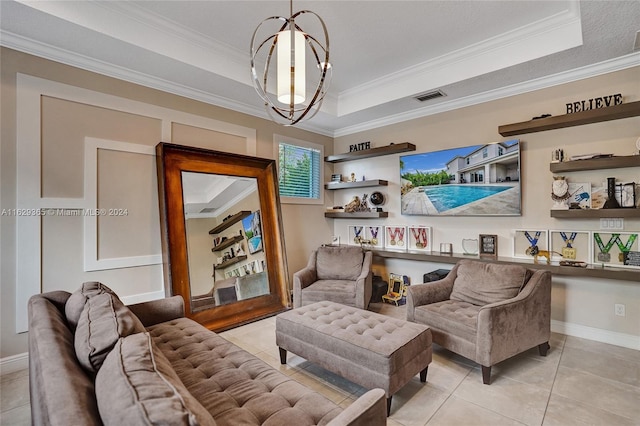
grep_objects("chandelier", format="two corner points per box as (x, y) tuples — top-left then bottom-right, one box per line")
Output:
(250, 0), (331, 126)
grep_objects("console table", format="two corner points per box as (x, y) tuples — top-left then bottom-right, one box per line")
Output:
(371, 249), (640, 283)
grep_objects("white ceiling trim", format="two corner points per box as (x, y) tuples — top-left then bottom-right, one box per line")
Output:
(337, 5), (583, 116)
(3, 24), (637, 140)
(15, 0), (251, 85)
(333, 52), (640, 138)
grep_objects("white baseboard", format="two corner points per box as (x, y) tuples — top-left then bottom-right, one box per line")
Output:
(551, 320), (640, 350)
(0, 352), (29, 376)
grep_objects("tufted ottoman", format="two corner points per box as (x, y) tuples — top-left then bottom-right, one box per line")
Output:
(276, 301), (432, 415)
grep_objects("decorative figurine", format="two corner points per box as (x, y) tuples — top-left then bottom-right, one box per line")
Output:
(551, 176), (570, 210)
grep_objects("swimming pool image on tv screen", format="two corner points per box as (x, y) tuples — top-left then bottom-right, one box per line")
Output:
(400, 140), (521, 216)
(425, 185), (510, 212)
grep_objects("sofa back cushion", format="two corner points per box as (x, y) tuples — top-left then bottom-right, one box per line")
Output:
(75, 293), (145, 373)
(316, 246), (364, 281)
(96, 332), (216, 426)
(450, 260), (528, 306)
(65, 281), (117, 331)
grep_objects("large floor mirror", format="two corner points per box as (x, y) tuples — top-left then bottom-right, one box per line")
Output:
(156, 143), (290, 331)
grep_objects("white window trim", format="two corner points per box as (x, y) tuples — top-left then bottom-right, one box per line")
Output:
(273, 134), (324, 205)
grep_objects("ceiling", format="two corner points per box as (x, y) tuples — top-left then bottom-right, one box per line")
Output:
(2, 1), (639, 137)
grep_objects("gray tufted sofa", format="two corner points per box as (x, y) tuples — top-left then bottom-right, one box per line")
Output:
(28, 284), (387, 425)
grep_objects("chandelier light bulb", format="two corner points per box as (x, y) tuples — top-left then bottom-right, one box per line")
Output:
(277, 29), (306, 105)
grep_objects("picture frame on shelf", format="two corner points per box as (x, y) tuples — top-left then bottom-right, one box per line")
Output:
(592, 231), (639, 268)
(366, 225), (384, 248)
(513, 229), (549, 260)
(591, 185), (607, 209)
(567, 182), (591, 209)
(407, 225), (432, 251)
(348, 225), (365, 246)
(549, 230), (592, 263)
(479, 234), (498, 258)
(384, 225), (407, 251)
(615, 182), (636, 208)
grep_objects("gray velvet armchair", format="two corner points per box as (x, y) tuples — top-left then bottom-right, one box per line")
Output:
(293, 245), (373, 309)
(406, 259), (551, 384)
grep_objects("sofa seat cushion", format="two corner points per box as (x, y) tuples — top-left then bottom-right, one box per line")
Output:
(75, 293), (145, 373)
(414, 300), (480, 343)
(450, 260), (528, 306)
(301, 280), (357, 306)
(316, 246), (363, 281)
(96, 332), (216, 426)
(147, 318), (343, 426)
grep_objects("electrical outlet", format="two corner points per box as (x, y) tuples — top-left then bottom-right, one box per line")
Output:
(600, 218), (624, 230)
(615, 304), (626, 317)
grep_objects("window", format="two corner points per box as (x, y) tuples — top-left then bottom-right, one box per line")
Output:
(498, 147), (504, 156)
(275, 135), (323, 204)
(483, 148), (488, 158)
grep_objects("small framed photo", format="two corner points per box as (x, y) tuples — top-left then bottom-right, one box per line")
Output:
(591, 185), (607, 209)
(348, 225), (365, 246)
(366, 225), (384, 248)
(331, 173), (342, 183)
(384, 225), (407, 251)
(479, 234), (498, 258)
(615, 182), (636, 208)
(407, 225), (432, 251)
(549, 230), (592, 263)
(513, 229), (549, 260)
(592, 231), (639, 268)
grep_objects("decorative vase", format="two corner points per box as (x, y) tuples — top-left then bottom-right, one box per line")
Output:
(602, 177), (620, 209)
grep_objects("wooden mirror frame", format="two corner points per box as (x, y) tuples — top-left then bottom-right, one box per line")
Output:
(156, 142), (290, 331)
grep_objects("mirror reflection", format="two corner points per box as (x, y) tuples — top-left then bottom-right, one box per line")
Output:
(182, 171), (269, 312)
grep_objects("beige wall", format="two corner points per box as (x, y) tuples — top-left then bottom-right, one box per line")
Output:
(0, 48), (333, 359)
(1, 47), (638, 362)
(334, 66), (640, 344)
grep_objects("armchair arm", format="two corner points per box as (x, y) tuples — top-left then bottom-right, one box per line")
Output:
(355, 251), (373, 309)
(127, 295), (185, 327)
(293, 250), (318, 308)
(476, 270), (551, 366)
(406, 265), (458, 322)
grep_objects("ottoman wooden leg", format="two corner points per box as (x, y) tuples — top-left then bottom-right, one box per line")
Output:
(386, 396), (392, 417)
(279, 347), (287, 364)
(420, 366), (428, 382)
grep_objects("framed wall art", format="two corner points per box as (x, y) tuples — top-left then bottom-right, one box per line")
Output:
(592, 231), (639, 268)
(242, 210), (263, 254)
(384, 225), (407, 251)
(366, 225), (384, 248)
(549, 230), (591, 263)
(513, 229), (549, 261)
(348, 225), (365, 246)
(407, 225), (432, 251)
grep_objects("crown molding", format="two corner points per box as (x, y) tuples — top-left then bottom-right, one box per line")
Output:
(333, 52), (640, 138)
(3, 28), (637, 140)
(337, 4), (583, 116)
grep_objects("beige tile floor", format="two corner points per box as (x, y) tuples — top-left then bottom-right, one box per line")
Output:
(2, 303), (639, 425)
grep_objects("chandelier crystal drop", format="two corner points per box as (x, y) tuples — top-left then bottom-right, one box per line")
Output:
(250, 0), (331, 126)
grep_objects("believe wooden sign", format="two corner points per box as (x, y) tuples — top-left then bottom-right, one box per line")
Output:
(566, 93), (622, 114)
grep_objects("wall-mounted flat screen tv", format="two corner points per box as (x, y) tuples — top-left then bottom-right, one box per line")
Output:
(400, 140), (521, 216)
